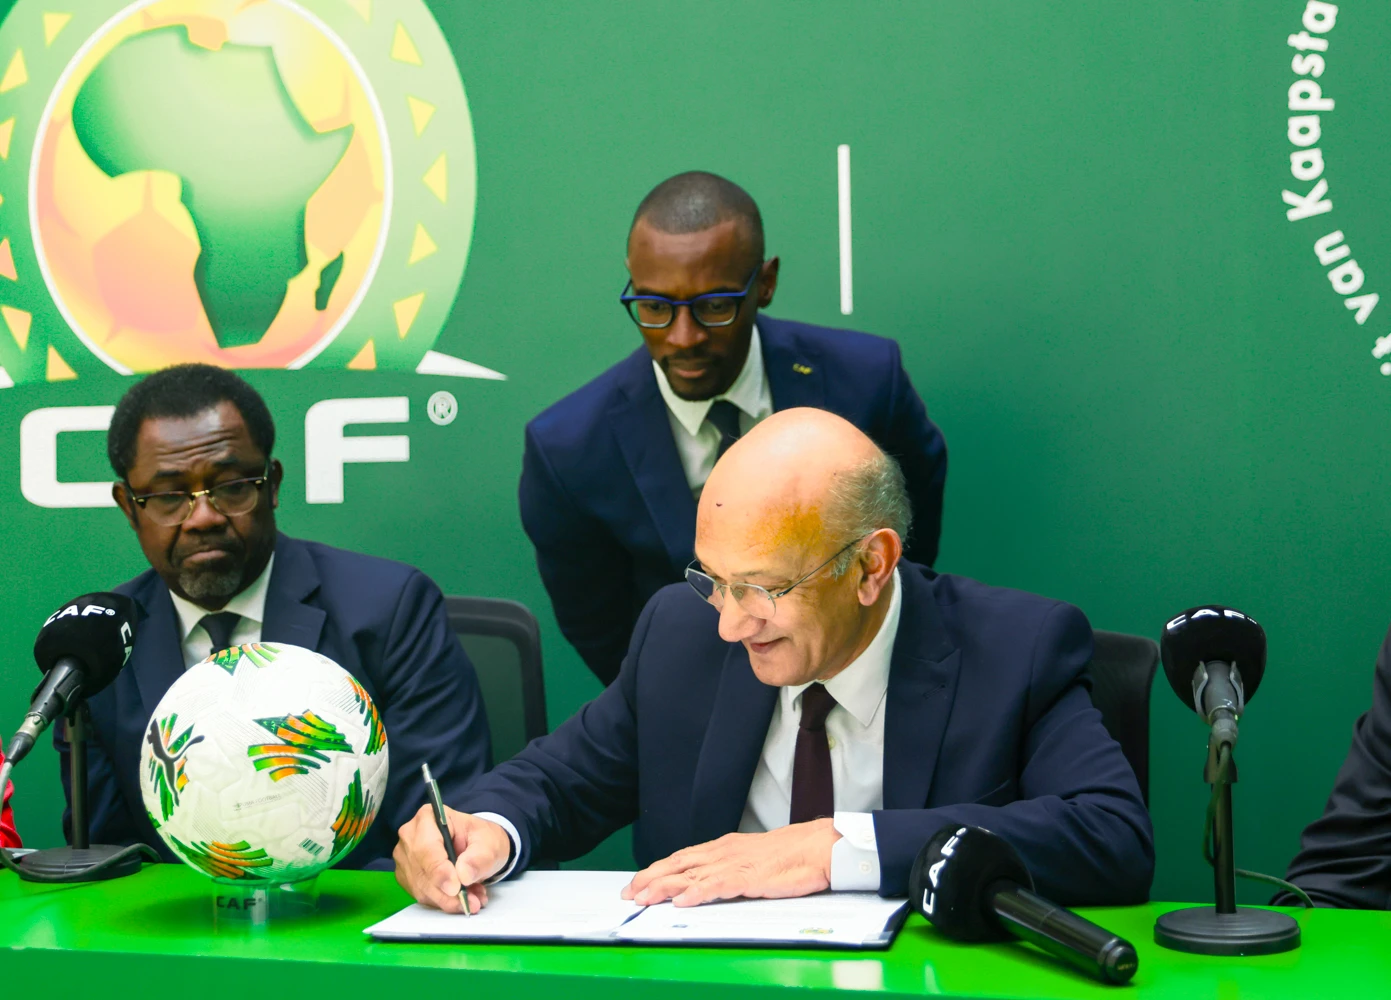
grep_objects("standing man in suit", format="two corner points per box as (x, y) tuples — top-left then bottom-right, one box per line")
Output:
(1279, 627), (1391, 908)
(396, 409), (1151, 911)
(59, 364), (491, 868)
(521, 171), (948, 685)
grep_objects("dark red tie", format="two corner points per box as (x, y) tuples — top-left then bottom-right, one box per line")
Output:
(790, 683), (838, 824)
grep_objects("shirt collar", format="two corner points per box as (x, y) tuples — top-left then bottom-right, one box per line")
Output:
(788, 567), (902, 728)
(168, 553), (275, 644)
(653, 323), (771, 438)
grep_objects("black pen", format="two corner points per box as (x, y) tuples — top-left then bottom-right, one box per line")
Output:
(421, 762), (471, 916)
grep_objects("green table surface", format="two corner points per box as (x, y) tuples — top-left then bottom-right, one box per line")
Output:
(1, 865), (1385, 997)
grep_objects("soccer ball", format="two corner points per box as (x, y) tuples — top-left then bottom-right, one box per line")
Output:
(140, 642), (389, 884)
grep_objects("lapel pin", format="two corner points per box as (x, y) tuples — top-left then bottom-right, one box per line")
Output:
(792, 363), (813, 375)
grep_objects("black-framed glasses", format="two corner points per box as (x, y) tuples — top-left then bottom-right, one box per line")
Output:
(685, 535), (869, 621)
(126, 466), (271, 526)
(620, 266), (761, 329)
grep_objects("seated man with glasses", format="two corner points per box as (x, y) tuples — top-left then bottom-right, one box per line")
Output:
(57, 364), (491, 867)
(520, 170), (947, 687)
(395, 408), (1151, 913)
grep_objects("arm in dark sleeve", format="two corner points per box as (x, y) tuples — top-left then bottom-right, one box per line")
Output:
(873, 604), (1154, 904)
(371, 570), (492, 848)
(1280, 628), (1391, 909)
(520, 424), (637, 685)
(55, 716), (146, 849)
(452, 590), (658, 873)
(877, 342), (946, 567)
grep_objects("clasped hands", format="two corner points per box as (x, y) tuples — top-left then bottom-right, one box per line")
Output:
(394, 805), (841, 913)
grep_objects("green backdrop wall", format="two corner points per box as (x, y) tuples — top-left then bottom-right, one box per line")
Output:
(1, 0), (1385, 905)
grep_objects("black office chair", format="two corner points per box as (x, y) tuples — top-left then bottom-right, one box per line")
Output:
(1086, 630), (1159, 805)
(445, 596), (548, 764)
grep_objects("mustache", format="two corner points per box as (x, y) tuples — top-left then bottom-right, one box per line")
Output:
(171, 536), (246, 566)
(662, 352), (714, 367)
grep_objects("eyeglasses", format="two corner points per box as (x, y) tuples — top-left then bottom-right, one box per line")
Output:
(126, 467), (271, 526)
(685, 535), (869, 621)
(620, 266), (761, 330)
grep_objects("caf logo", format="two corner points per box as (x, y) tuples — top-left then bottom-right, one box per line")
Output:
(0, 0), (484, 386)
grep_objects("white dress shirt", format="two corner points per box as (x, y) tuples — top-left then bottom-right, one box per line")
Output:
(488, 572), (903, 891)
(738, 568), (902, 891)
(653, 323), (774, 495)
(167, 555), (275, 669)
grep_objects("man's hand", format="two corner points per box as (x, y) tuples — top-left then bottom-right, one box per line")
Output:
(394, 805), (512, 913)
(623, 818), (841, 907)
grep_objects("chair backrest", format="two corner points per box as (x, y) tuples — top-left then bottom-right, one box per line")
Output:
(1086, 630), (1159, 805)
(445, 596), (548, 765)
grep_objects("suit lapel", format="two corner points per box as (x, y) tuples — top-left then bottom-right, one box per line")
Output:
(882, 566), (963, 810)
(609, 351), (699, 572)
(761, 316), (828, 413)
(130, 579), (187, 718)
(261, 534), (326, 651)
(688, 641), (778, 844)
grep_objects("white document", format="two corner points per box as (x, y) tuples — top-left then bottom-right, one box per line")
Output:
(618, 892), (908, 948)
(365, 870), (909, 950)
(365, 870), (641, 942)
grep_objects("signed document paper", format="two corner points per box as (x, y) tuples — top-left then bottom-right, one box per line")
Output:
(365, 870), (910, 950)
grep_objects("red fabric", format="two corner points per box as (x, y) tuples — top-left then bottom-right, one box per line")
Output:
(0, 751), (19, 848)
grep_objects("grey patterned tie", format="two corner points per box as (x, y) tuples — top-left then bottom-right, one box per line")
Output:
(705, 400), (744, 460)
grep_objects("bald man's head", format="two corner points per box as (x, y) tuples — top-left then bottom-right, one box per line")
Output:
(692, 408), (908, 688)
(699, 408), (909, 559)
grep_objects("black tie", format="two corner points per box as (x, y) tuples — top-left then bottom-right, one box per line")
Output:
(790, 683), (838, 824)
(200, 611), (241, 654)
(705, 400), (743, 459)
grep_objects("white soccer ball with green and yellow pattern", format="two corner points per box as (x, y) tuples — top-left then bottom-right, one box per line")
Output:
(139, 642), (389, 884)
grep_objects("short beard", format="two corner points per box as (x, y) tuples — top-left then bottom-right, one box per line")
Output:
(178, 564), (244, 604)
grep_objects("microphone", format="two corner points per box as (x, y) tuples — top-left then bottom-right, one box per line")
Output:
(1160, 606), (1266, 751)
(909, 825), (1138, 985)
(3, 593), (136, 766)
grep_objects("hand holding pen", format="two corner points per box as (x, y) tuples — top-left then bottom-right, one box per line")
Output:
(422, 762), (472, 916)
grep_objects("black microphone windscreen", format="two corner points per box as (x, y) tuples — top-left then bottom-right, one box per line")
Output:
(1160, 606), (1266, 710)
(909, 825), (1033, 942)
(33, 592), (137, 696)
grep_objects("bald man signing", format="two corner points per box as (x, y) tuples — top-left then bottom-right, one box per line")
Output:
(397, 410), (1152, 911)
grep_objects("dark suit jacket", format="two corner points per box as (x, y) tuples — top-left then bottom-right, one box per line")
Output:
(520, 314), (948, 685)
(57, 533), (492, 868)
(456, 562), (1154, 903)
(1281, 625), (1391, 908)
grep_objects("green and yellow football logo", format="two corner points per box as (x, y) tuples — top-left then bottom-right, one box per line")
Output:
(0, 0), (479, 384)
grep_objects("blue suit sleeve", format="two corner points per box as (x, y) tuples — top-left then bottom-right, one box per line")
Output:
(1280, 626), (1391, 908)
(520, 423), (637, 686)
(55, 716), (144, 848)
(879, 342), (946, 567)
(371, 570), (492, 852)
(872, 603), (1154, 904)
(452, 591), (657, 872)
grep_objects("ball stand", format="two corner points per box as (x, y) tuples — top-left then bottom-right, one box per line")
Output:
(213, 877), (320, 930)
(1154, 744), (1299, 957)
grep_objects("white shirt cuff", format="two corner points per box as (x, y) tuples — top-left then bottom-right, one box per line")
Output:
(472, 812), (522, 882)
(829, 811), (880, 891)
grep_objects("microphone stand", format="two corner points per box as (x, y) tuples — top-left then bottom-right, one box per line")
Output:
(1154, 737), (1301, 955)
(12, 705), (144, 881)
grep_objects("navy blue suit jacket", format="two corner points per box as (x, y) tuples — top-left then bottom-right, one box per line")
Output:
(457, 563), (1154, 903)
(1280, 624), (1391, 908)
(57, 533), (492, 868)
(520, 314), (948, 685)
